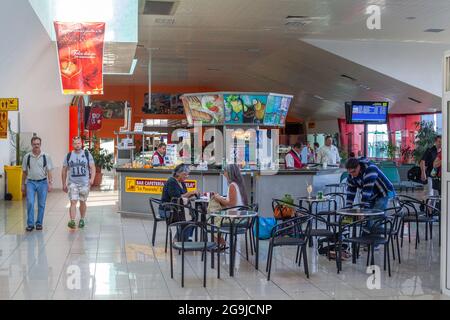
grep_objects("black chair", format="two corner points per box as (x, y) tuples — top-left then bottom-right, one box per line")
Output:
(266, 215), (312, 280)
(169, 221), (217, 287)
(160, 201), (199, 253)
(398, 195), (440, 249)
(214, 205), (258, 261)
(336, 215), (393, 276)
(149, 197), (165, 247)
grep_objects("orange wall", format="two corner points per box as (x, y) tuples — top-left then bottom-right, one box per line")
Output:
(91, 85), (217, 140)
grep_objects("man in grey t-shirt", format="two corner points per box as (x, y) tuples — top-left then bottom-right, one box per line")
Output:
(62, 136), (95, 230)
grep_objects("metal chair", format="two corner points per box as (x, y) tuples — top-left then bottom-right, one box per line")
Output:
(149, 197), (166, 246)
(266, 215), (313, 280)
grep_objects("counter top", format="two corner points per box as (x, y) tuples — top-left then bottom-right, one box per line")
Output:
(116, 167), (344, 175)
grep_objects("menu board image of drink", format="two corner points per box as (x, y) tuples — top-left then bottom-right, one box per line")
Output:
(279, 96), (291, 126)
(263, 94), (292, 126)
(240, 95), (267, 124)
(224, 94), (244, 124)
(182, 94), (224, 125)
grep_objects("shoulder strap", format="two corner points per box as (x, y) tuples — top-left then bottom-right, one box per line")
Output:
(43, 154), (47, 168)
(66, 152), (72, 164)
(27, 154), (31, 169)
(85, 150), (90, 167)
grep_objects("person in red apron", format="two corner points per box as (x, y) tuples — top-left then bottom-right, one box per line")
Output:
(152, 143), (167, 166)
(285, 143), (303, 169)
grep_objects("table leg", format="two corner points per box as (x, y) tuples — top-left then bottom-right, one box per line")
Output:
(255, 217), (259, 270)
(230, 220), (234, 277)
(352, 222), (357, 264)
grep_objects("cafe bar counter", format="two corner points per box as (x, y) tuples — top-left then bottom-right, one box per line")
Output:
(116, 167), (344, 218)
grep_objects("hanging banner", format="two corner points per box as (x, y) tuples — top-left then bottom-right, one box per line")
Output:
(0, 111), (8, 139)
(54, 22), (106, 95)
(86, 105), (103, 131)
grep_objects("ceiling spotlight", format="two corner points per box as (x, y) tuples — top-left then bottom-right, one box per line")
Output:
(313, 95), (324, 100)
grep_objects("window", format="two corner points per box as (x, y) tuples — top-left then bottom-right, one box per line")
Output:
(367, 124), (388, 159)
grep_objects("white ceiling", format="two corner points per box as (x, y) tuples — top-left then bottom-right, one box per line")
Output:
(105, 0), (449, 120)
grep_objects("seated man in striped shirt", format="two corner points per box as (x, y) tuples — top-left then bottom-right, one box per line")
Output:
(345, 158), (395, 210)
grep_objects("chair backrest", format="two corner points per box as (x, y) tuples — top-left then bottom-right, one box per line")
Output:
(149, 197), (161, 219)
(380, 161), (397, 167)
(380, 166), (401, 184)
(271, 216), (312, 239)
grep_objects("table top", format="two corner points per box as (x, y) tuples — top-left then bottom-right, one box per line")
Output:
(336, 208), (385, 216)
(297, 196), (334, 202)
(210, 210), (258, 218)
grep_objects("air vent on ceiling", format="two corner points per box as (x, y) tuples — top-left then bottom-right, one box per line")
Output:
(143, 1), (178, 15)
(408, 97), (422, 103)
(340, 74), (357, 81)
(154, 17), (175, 25)
(424, 28), (445, 33)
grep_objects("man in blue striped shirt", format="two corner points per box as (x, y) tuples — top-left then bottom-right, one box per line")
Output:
(346, 158), (395, 210)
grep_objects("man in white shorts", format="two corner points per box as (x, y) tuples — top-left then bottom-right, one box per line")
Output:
(62, 137), (95, 230)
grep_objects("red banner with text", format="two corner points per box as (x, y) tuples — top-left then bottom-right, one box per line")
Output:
(54, 22), (105, 95)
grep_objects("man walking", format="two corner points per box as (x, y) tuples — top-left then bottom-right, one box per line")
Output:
(62, 137), (95, 230)
(22, 137), (54, 232)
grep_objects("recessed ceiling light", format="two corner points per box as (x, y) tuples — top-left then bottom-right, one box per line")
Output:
(429, 108), (437, 112)
(247, 48), (260, 53)
(408, 97), (422, 103)
(424, 28), (445, 33)
(150, 47), (160, 51)
(340, 74), (357, 81)
(406, 17), (416, 20)
(358, 84), (371, 90)
(207, 68), (220, 71)
(313, 95), (324, 100)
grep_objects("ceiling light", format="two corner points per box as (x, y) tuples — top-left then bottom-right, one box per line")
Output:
(340, 74), (357, 81)
(424, 28), (445, 33)
(313, 95), (324, 100)
(247, 48), (260, 53)
(358, 84), (371, 90)
(406, 17), (416, 20)
(429, 108), (437, 112)
(408, 97), (422, 103)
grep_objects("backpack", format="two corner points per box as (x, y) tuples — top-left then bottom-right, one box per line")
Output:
(407, 166), (422, 184)
(27, 153), (47, 170)
(66, 150), (91, 177)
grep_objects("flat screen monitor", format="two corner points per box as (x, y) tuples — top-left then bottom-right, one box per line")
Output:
(349, 101), (388, 124)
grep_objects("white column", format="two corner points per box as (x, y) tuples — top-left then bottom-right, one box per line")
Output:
(441, 51), (450, 296)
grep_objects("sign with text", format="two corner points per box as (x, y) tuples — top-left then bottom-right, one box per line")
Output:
(54, 22), (106, 95)
(125, 177), (197, 195)
(0, 98), (19, 111)
(0, 111), (8, 139)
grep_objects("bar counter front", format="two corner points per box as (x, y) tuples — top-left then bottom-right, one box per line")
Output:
(117, 166), (344, 218)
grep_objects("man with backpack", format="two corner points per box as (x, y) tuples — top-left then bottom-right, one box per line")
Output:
(62, 136), (95, 230)
(22, 136), (54, 232)
(420, 135), (442, 196)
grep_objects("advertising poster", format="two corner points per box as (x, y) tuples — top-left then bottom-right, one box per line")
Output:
(279, 96), (292, 126)
(125, 177), (197, 195)
(90, 101), (125, 119)
(182, 94), (224, 124)
(240, 95), (267, 124)
(263, 95), (282, 125)
(224, 94), (244, 124)
(54, 22), (105, 95)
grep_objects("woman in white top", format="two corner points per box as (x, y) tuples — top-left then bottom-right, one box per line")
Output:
(212, 164), (248, 208)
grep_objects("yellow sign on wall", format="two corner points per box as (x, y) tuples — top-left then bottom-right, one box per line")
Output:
(0, 98), (19, 111)
(0, 111), (8, 139)
(125, 177), (197, 195)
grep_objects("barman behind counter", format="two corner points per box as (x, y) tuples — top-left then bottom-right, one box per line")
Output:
(285, 143), (304, 169)
(152, 143), (167, 167)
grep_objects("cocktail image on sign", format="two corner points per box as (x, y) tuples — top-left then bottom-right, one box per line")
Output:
(54, 22), (106, 95)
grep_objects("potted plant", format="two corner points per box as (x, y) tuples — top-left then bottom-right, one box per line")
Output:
(400, 146), (414, 164)
(412, 121), (437, 164)
(386, 142), (398, 161)
(88, 147), (114, 186)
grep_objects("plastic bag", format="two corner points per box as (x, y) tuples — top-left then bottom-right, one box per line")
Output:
(254, 217), (276, 240)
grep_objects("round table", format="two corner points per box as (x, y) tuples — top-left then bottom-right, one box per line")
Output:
(210, 210), (259, 277)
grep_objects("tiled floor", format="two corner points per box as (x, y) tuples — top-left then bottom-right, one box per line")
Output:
(0, 181), (447, 300)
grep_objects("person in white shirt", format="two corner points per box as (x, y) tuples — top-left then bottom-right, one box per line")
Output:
(317, 136), (341, 165)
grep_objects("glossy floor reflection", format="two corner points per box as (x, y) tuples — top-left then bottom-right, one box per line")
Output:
(0, 185), (447, 300)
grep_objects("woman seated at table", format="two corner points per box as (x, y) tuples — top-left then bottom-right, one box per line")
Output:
(159, 164), (199, 240)
(212, 164), (249, 208)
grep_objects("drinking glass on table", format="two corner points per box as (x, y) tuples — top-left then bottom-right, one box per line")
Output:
(307, 183), (313, 198)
